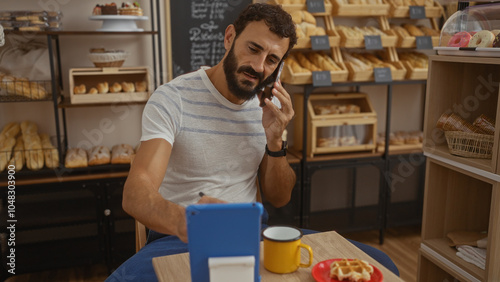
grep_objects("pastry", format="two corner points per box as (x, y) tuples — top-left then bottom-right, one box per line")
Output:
(135, 81), (147, 92)
(492, 32), (500, 47)
(468, 30), (495, 48)
(65, 148), (88, 168)
(110, 82), (122, 93)
(100, 3), (118, 15)
(88, 87), (98, 94)
(1, 122), (20, 139)
(119, 2), (144, 16)
(447, 31), (472, 47)
(40, 133), (59, 168)
(111, 143), (134, 164)
(74, 84), (86, 94)
(97, 82), (109, 94)
(88, 146), (111, 166)
(121, 81), (135, 92)
(330, 258), (374, 282)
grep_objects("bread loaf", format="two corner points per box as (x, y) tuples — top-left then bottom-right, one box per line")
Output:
(110, 82), (122, 93)
(23, 133), (44, 170)
(111, 144), (134, 164)
(135, 81), (147, 92)
(40, 133), (59, 168)
(74, 84), (86, 94)
(121, 82), (135, 92)
(65, 148), (88, 168)
(7, 136), (24, 171)
(1, 122), (20, 138)
(0, 137), (16, 172)
(88, 145), (111, 166)
(97, 82), (109, 94)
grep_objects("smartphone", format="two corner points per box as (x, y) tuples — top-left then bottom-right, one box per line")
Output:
(260, 61), (284, 107)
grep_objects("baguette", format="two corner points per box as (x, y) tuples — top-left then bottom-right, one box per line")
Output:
(23, 133), (44, 170)
(0, 137), (16, 172)
(40, 133), (59, 169)
(1, 122), (20, 138)
(7, 136), (25, 171)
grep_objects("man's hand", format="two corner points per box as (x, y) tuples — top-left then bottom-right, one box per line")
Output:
(261, 80), (294, 149)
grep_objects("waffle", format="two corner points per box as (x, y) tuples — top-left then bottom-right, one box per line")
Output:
(329, 259), (374, 282)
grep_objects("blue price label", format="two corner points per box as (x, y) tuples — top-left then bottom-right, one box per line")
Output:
(374, 67), (392, 83)
(307, 0), (326, 13)
(312, 71), (332, 86)
(364, 35), (383, 50)
(416, 36), (433, 49)
(311, 35), (330, 50)
(409, 6), (426, 19)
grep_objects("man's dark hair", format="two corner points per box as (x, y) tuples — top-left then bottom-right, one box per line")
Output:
(233, 3), (297, 60)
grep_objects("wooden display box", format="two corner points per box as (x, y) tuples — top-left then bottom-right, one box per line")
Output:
(270, 0), (333, 15)
(419, 159), (500, 281)
(395, 33), (440, 48)
(338, 28), (397, 48)
(331, 0), (390, 16)
(69, 67), (151, 104)
(423, 55), (500, 174)
(295, 30), (341, 49)
(293, 93), (377, 157)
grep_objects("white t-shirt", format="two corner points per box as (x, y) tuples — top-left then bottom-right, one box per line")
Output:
(141, 67), (267, 207)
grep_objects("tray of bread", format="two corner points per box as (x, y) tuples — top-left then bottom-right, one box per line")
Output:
(331, 0), (390, 16)
(0, 72), (53, 101)
(0, 121), (59, 173)
(65, 143), (136, 169)
(377, 130), (423, 153)
(312, 258), (383, 282)
(291, 11), (340, 49)
(269, 0), (333, 15)
(385, 0), (442, 18)
(282, 51), (348, 84)
(391, 24), (440, 48)
(341, 50), (407, 81)
(336, 25), (397, 48)
(69, 67), (150, 104)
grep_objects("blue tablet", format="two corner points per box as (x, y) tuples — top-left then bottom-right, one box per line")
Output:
(186, 202), (263, 282)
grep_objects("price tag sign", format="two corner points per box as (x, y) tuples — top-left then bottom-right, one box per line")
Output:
(307, 0), (326, 13)
(311, 35), (330, 50)
(312, 71), (332, 86)
(364, 35), (383, 50)
(416, 36), (433, 49)
(374, 67), (392, 83)
(409, 6), (426, 19)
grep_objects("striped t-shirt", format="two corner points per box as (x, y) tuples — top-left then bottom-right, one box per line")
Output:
(141, 67), (267, 207)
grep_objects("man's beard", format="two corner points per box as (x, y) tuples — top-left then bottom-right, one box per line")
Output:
(223, 43), (275, 101)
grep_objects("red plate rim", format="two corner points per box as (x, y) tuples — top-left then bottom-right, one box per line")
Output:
(311, 258), (383, 282)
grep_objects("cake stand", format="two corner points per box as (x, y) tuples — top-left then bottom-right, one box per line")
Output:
(89, 15), (148, 32)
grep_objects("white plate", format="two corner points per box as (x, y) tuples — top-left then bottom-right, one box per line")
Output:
(434, 46), (500, 57)
(89, 15), (148, 32)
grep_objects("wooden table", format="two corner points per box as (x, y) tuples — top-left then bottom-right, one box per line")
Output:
(153, 231), (403, 281)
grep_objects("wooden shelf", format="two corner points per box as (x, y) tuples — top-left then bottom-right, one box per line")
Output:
(6, 30), (158, 36)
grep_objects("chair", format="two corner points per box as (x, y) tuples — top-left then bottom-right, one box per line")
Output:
(135, 220), (147, 252)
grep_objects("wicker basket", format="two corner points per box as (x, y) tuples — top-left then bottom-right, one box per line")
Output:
(445, 131), (494, 159)
(88, 51), (128, 68)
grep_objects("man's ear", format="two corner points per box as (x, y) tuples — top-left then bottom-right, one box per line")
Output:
(224, 24), (236, 50)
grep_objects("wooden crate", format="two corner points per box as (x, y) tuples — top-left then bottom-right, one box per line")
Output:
(293, 93), (377, 157)
(69, 67), (151, 104)
(331, 0), (390, 16)
(281, 50), (349, 84)
(401, 60), (427, 80)
(388, 1), (443, 18)
(337, 28), (397, 48)
(270, 0), (333, 15)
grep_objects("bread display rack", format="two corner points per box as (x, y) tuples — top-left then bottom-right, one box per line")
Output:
(418, 55), (500, 281)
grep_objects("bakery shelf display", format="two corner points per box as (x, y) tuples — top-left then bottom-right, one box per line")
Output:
(282, 50), (349, 84)
(293, 92), (377, 157)
(418, 54), (500, 281)
(293, 12), (341, 49)
(270, 0), (333, 15)
(69, 67), (150, 104)
(0, 77), (54, 102)
(385, 0), (442, 18)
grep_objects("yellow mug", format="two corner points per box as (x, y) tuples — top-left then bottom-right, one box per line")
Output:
(262, 226), (313, 274)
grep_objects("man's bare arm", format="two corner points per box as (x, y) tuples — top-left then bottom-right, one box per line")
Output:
(122, 138), (188, 242)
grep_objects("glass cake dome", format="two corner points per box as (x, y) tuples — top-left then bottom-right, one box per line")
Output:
(437, 2), (500, 55)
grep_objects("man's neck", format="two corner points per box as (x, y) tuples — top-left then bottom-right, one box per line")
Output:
(205, 64), (246, 105)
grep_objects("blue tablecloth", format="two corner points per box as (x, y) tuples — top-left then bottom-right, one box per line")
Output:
(106, 227), (399, 282)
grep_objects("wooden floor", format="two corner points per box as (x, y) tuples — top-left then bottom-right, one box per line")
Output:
(7, 225), (421, 282)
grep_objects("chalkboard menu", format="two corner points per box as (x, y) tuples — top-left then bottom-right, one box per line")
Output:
(167, 0), (252, 80)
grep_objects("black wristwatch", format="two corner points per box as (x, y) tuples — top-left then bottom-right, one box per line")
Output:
(265, 141), (287, 157)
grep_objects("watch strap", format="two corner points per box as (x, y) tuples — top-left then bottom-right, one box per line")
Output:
(265, 141), (287, 157)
